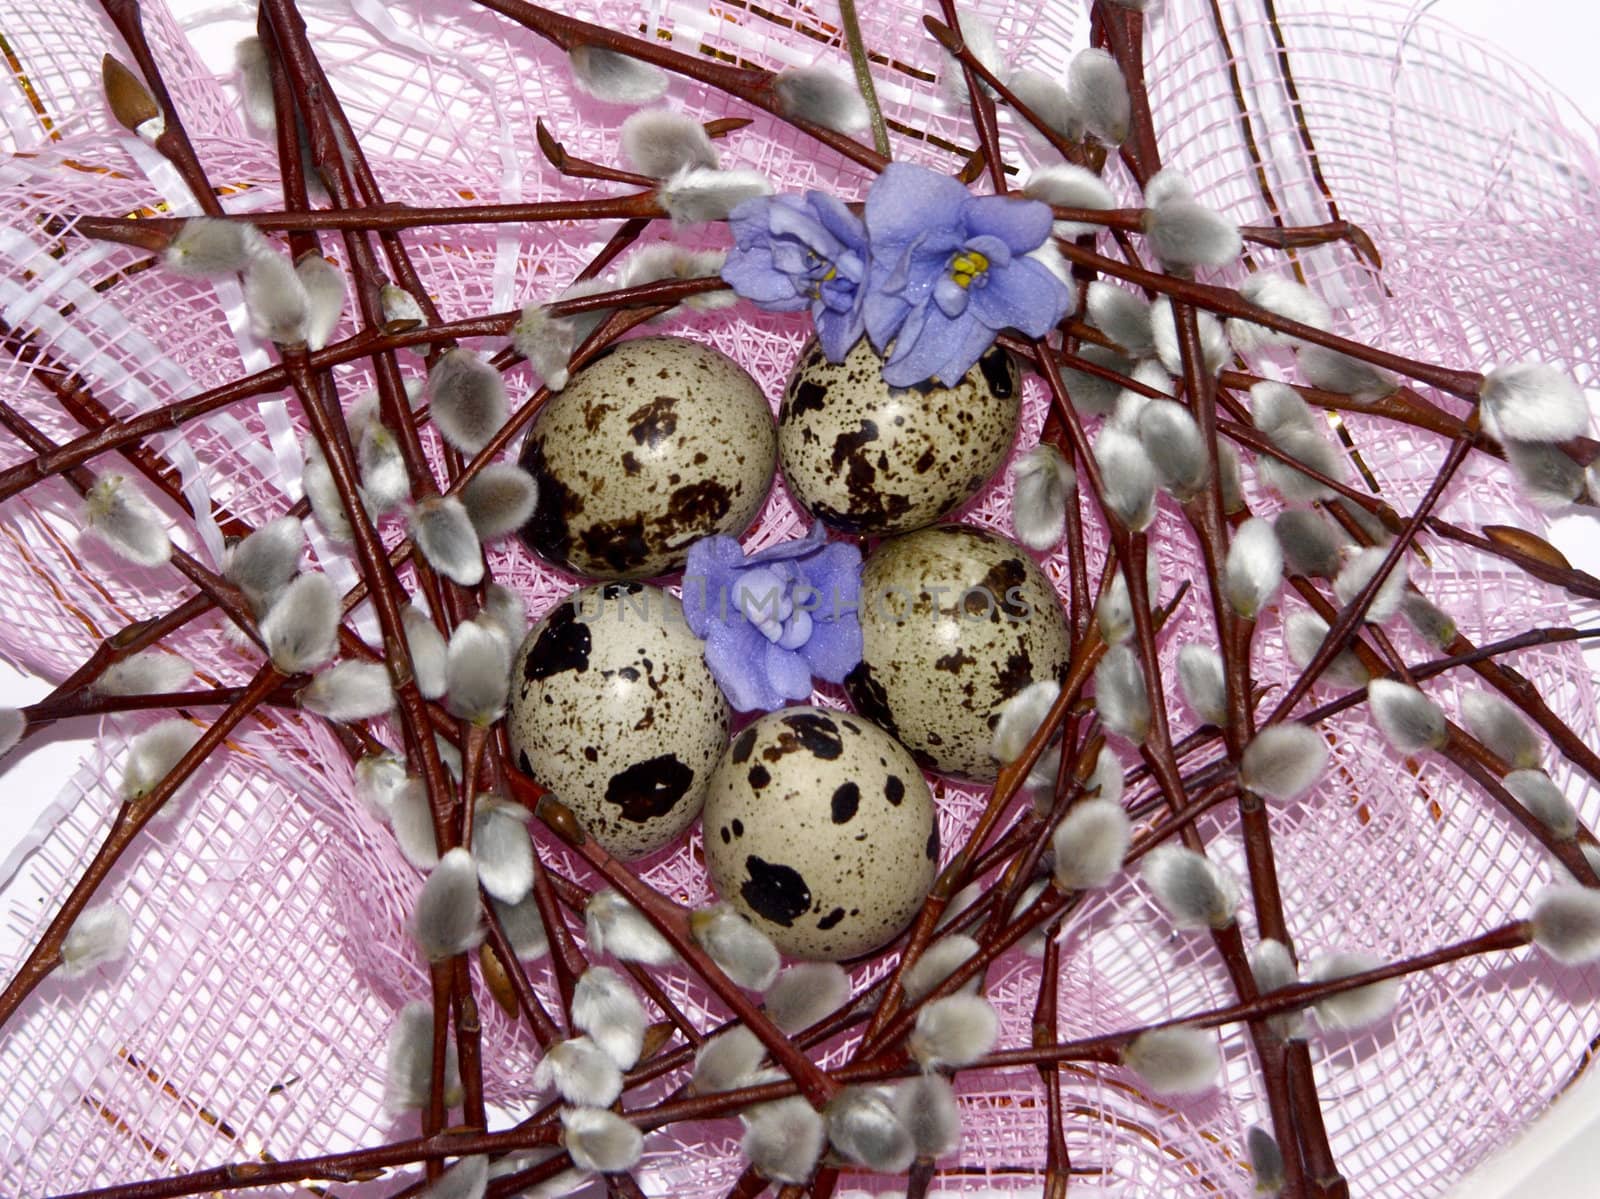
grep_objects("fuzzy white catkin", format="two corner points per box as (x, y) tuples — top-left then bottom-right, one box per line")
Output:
(1480, 362), (1590, 444)
(572, 966), (647, 1070)
(1460, 690), (1542, 769)
(1332, 547), (1408, 623)
(1276, 510), (1346, 579)
(1094, 426), (1158, 531)
(568, 44), (669, 105)
(1247, 1126), (1287, 1196)
(380, 284), (426, 331)
(384, 1000), (461, 1113)
(1227, 273), (1334, 354)
(692, 904), (780, 990)
(261, 572), (340, 674)
(586, 889), (677, 965)
(299, 661), (395, 721)
(354, 752), (407, 820)
(910, 994), (999, 1068)
(1306, 952), (1399, 1030)
(618, 244), (735, 313)
(1142, 845), (1239, 929)
(295, 253), (345, 351)
(765, 962), (850, 1034)
(1010, 444), (1076, 551)
(991, 680), (1060, 765)
(1504, 439), (1586, 509)
(1367, 679), (1448, 754)
(561, 1106), (644, 1173)
(1086, 282), (1154, 355)
(357, 423), (410, 515)
(1052, 798), (1132, 891)
(902, 935), (980, 1004)
(411, 497), (485, 587)
(619, 109), (717, 178)
(1149, 304), (1229, 383)
(692, 1025), (766, 1093)
(1250, 938), (1307, 1039)
(445, 620), (511, 725)
(1505, 770), (1578, 839)
(423, 1156), (488, 1199)
(163, 218), (263, 276)
(1007, 69), (1081, 149)
(461, 463), (539, 541)
(1240, 724), (1328, 800)
(472, 797), (533, 903)
(225, 515), (303, 614)
(389, 780), (440, 869)
(301, 443), (352, 542)
(1023, 165), (1115, 238)
(1096, 556), (1159, 646)
(1067, 48), (1130, 144)
(1283, 611), (1370, 689)
(826, 1087), (915, 1174)
(1094, 644), (1150, 742)
(426, 349), (507, 455)
(410, 848), (484, 962)
(83, 475), (172, 568)
(402, 605), (448, 700)
(1122, 1027), (1220, 1094)
(121, 718), (201, 802)
(1400, 590), (1457, 651)
(1089, 743), (1126, 807)
(243, 251), (311, 344)
(481, 583), (528, 647)
(742, 1096), (826, 1183)
(492, 891), (549, 960)
(937, 11), (1001, 107)
(1176, 644), (1227, 727)
(234, 38), (276, 132)
(536, 1037), (624, 1107)
(1143, 198), (1242, 269)
(511, 303), (577, 391)
(1530, 884), (1600, 964)
(658, 166), (773, 226)
(1296, 343), (1396, 402)
(1138, 399), (1210, 499)
(894, 1073), (963, 1158)
(1058, 343), (1135, 417)
(773, 67), (870, 133)
(59, 902), (132, 978)
(93, 651), (195, 696)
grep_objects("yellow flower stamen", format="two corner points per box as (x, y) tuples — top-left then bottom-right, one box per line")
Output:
(950, 249), (990, 289)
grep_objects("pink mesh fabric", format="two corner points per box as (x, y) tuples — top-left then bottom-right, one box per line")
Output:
(0, 1), (1596, 1196)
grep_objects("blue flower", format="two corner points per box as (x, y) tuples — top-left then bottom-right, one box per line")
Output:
(862, 163), (1072, 388)
(682, 524), (863, 712)
(720, 192), (870, 362)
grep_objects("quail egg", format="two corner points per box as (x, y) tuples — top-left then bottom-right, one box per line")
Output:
(777, 336), (1021, 535)
(844, 524), (1071, 781)
(509, 582), (729, 859)
(518, 336), (777, 579)
(703, 706), (937, 960)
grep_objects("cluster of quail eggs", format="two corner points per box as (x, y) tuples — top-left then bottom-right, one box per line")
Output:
(509, 331), (1070, 961)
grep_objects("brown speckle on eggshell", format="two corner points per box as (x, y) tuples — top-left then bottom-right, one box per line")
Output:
(509, 582), (730, 859)
(845, 524), (1071, 781)
(517, 337), (777, 579)
(703, 706), (936, 960)
(778, 336), (1021, 535)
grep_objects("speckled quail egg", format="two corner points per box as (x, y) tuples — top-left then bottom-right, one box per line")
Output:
(702, 706), (937, 960)
(777, 336), (1021, 535)
(844, 524), (1071, 781)
(509, 582), (730, 859)
(518, 336), (777, 579)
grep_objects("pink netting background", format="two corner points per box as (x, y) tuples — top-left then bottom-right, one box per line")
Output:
(0, 0), (1596, 1195)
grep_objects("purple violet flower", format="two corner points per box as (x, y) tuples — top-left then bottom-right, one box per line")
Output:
(682, 524), (863, 712)
(720, 192), (869, 361)
(862, 162), (1072, 388)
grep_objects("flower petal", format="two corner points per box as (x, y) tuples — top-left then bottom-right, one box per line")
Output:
(963, 194), (1055, 253)
(763, 641), (815, 703)
(865, 163), (971, 248)
(799, 614), (863, 683)
(704, 621), (773, 711)
(969, 258), (1073, 337)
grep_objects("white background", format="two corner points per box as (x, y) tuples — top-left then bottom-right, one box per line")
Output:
(2, 0), (1598, 1194)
